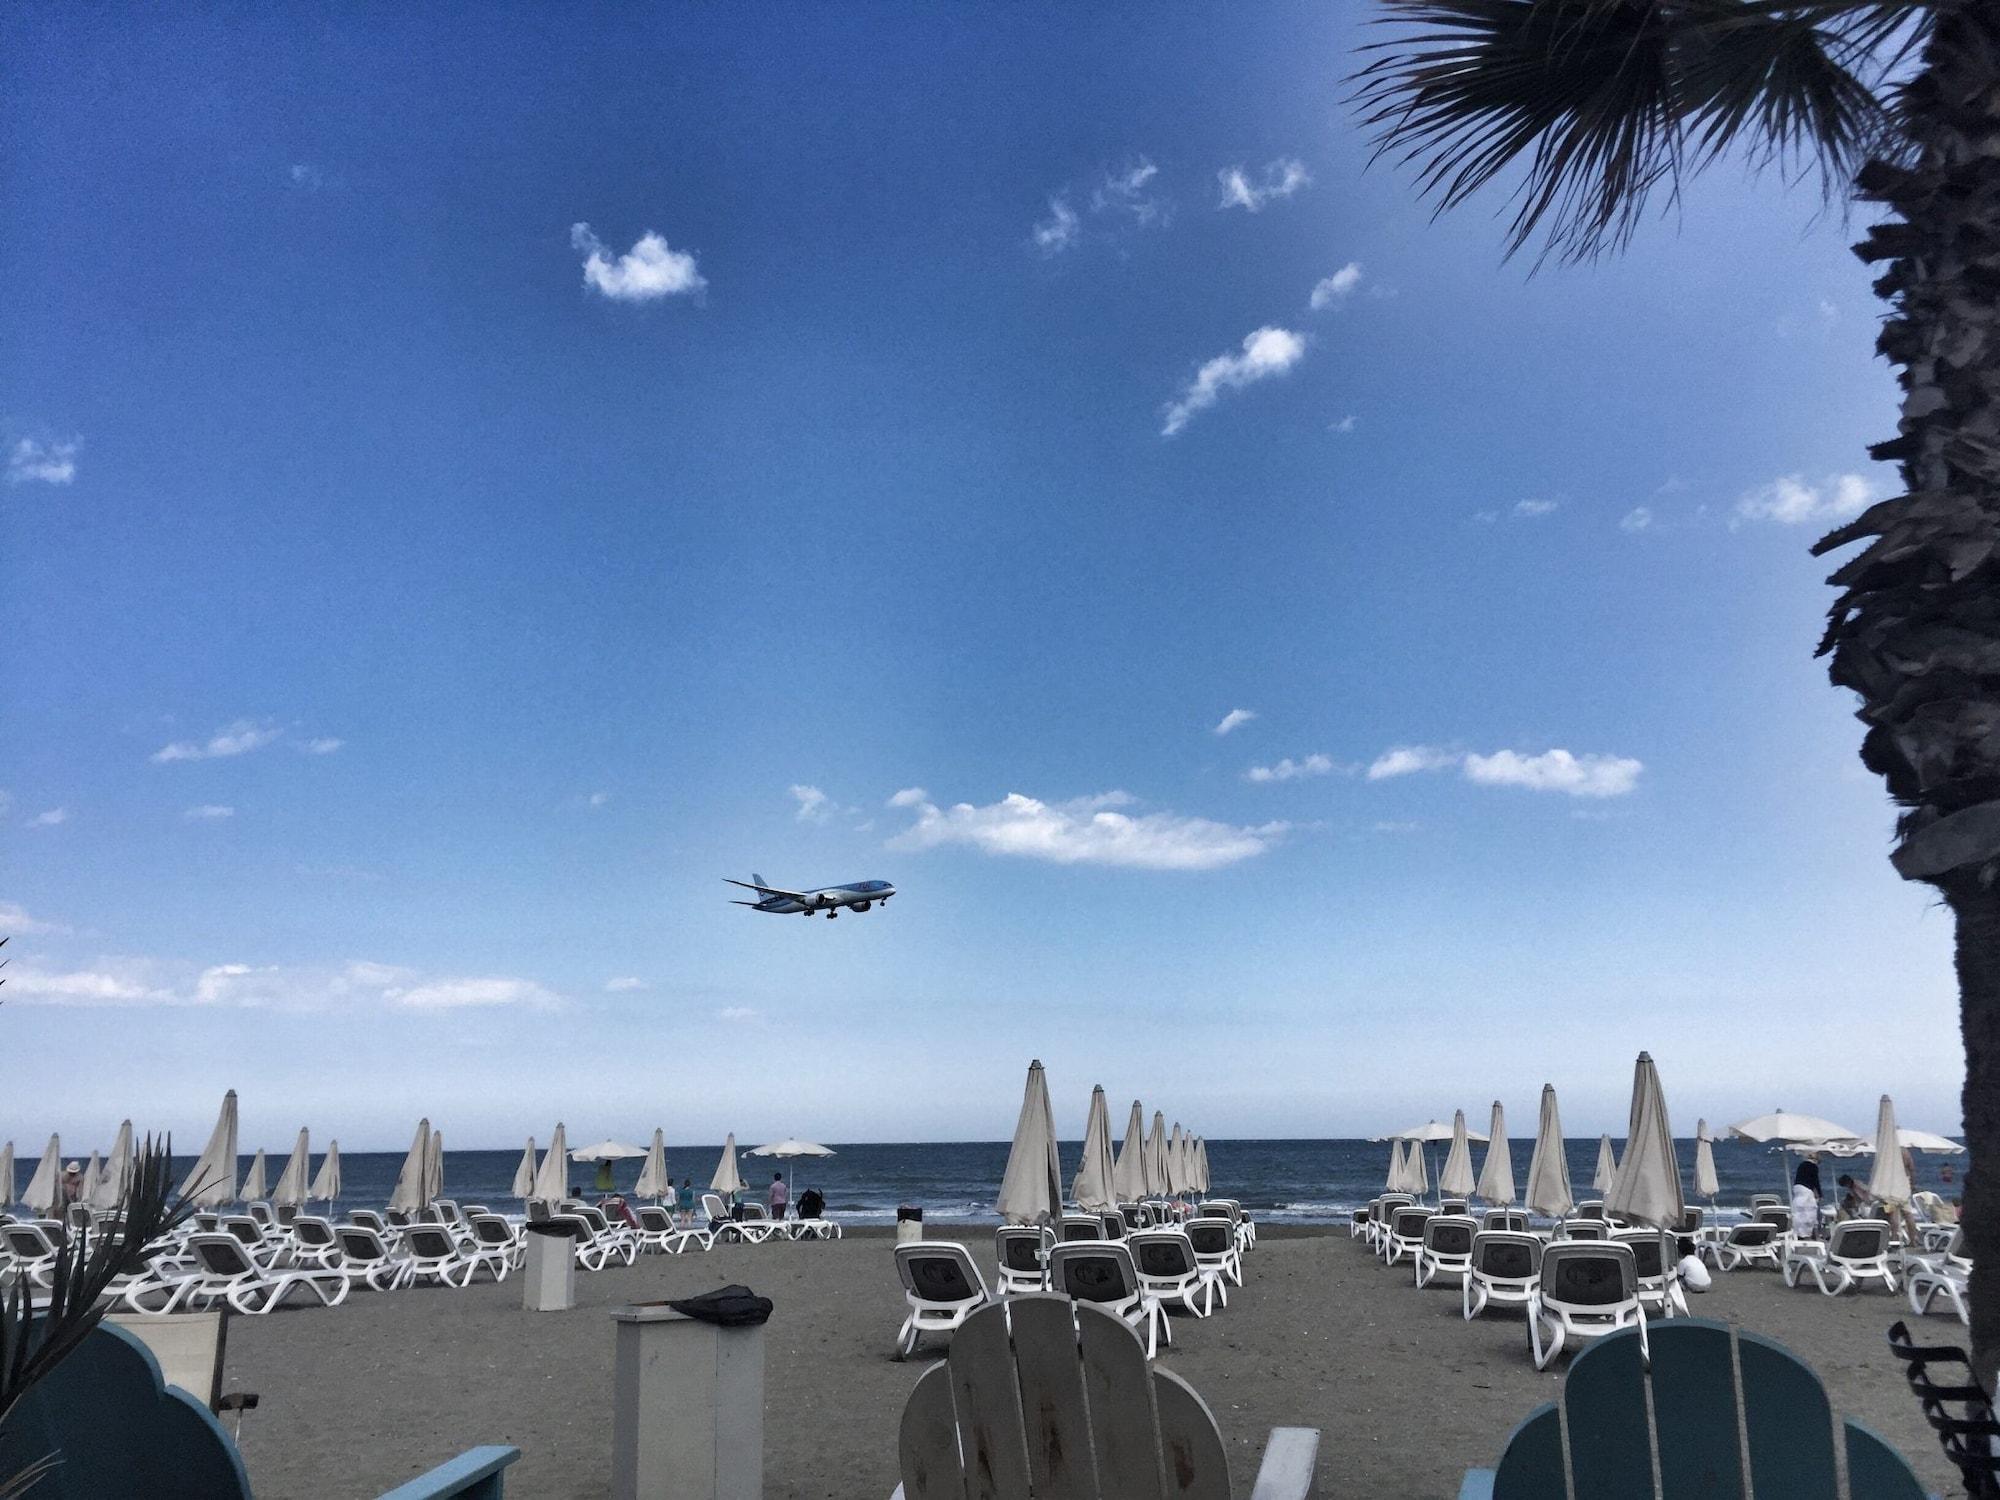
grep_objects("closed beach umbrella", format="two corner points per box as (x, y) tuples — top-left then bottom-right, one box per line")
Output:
(1404, 1136), (1429, 1198)
(309, 1140), (342, 1204)
(23, 1135), (61, 1217)
(1071, 1086), (1117, 1211)
(1112, 1100), (1148, 1203)
(1384, 1138), (1404, 1192)
(1693, 1120), (1720, 1201)
(179, 1091), (239, 1207)
(1475, 1102), (1515, 1206)
(1605, 1052), (1685, 1230)
(81, 1151), (102, 1207)
(1593, 1135), (1617, 1194)
(1439, 1110), (1477, 1199)
(1525, 1084), (1574, 1220)
(387, 1119), (432, 1213)
(711, 1133), (746, 1197)
(89, 1120), (134, 1211)
(276, 1136), (314, 1216)
(511, 1138), (538, 1200)
(426, 1129), (444, 1203)
(1867, 1095), (1914, 1206)
(0, 1142), (13, 1209)
(240, 1149), (268, 1203)
(635, 1129), (669, 1200)
(1146, 1112), (1169, 1197)
(1196, 1137), (1211, 1195)
(1167, 1123), (1189, 1197)
(532, 1124), (569, 1202)
(996, 1059), (1062, 1226)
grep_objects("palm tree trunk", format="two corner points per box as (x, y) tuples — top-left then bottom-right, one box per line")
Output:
(1947, 876), (2000, 1392)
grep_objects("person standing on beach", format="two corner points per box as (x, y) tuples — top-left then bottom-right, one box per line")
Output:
(60, 1162), (84, 1206)
(768, 1171), (789, 1220)
(680, 1177), (695, 1228)
(662, 1178), (678, 1223)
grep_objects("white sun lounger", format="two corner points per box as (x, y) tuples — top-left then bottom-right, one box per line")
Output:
(1128, 1228), (1223, 1319)
(1463, 1230), (1542, 1319)
(184, 1233), (350, 1315)
(1048, 1240), (1169, 1359)
(1528, 1242), (1647, 1370)
(1415, 1214), (1479, 1289)
(1784, 1218), (1899, 1296)
(892, 1240), (991, 1360)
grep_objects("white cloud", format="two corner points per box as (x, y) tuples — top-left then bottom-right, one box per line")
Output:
(389, 975), (558, 1009)
(1032, 197), (1080, 255)
(887, 787), (929, 808)
(1162, 326), (1307, 437)
(1367, 746), (1457, 780)
(587, 790), (610, 808)
(1213, 708), (1257, 737)
(716, 1005), (761, 1023)
(1330, 414), (1357, 434)
(1463, 749), (1642, 798)
(0, 901), (68, 935)
(605, 976), (646, 993)
(1734, 473), (1875, 527)
(1217, 158), (1310, 212)
(1514, 499), (1559, 518)
(889, 790), (1284, 870)
(1620, 507), (1653, 532)
(1091, 160), (1166, 224)
(151, 720), (282, 763)
(288, 163), (324, 190)
(791, 784), (831, 822)
(7, 437), (78, 486)
(26, 807), (68, 828)
(1817, 298), (1839, 323)
(570, 223), (706, 301)
(300, 737), (344, 755)
(183, 804), (235, 820)
(1245, 754), (1341, 783)
(1309, 262), (1363, 310)
(5, 966), (175, 1006)
(3, 955), (558, 1011)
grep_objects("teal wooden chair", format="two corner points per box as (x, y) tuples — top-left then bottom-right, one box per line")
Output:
(1459, 1318), (1930, 1499)
(0, 1322), (519, 1499)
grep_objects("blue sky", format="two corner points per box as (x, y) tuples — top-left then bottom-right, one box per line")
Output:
(2, 3), (1957, 1153)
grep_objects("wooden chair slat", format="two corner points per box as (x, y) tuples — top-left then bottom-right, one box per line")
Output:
(1842, 1419), (1927, 1500)
(1077, 1301), (1169, 1500)
(1647, 1320), (1745, 1500)
(1009, 1294), (1101, 1500)
(898, 1364), (968, 1500)
(1563, 1325), (1656, 1499)
(1736, 1331), (1836, 1500)
(951, 1294), (1034, 1500)
(1490, 1404), (1564, 1500)
(1152, 1369), (1231, 1500)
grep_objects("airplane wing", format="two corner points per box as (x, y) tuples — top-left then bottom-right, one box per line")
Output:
(724, 878), (814, 901)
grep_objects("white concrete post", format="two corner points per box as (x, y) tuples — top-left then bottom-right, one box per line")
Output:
(610, 1304), (764, 1500)
(522, 1226), (575, 1312)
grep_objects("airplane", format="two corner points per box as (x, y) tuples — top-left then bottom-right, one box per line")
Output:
(726, 874), (896, 918)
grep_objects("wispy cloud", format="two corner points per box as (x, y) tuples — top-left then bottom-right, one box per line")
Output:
(1033, 197), (1081, 255)
(570, 223), (706, 301)
(151, 720), (283, 763)
(1217, 158), (1310, 212)
(1213, 708), (1257, 737)
(5, 954), (563, 1011)
(716, 1005), (761, 1023)
(288, 163), (324, 191)
(889, 789), (1285, 870)
(1090, 160), (1167, 225)
(0, 901), (69, 936)
(887, 787), (928, 808)
(1245, 754), (1342, 783)
(1368, 745), (1643, 798)
(1367, 746), (1459, 781)
(1733, 473), (1874, 527)
(183, 804), (235, 820)
(392, 975), (559, 1009)
(605, 976), (646, 993)
(791, 784), (831, 822)
(1330, 414), (1357, 434)
(1162, 326), (1307, 437)
(587, 790), (610, 809)
(26, 807), (68, 828)
(1033, 160), (1168, 255)
(1309, 262), (1362, 310)
(1514, 499), (1559, 518)
(1620, 507), (1653, 532)
(7, 437), (78, 486)
(300, 737), (344, 755)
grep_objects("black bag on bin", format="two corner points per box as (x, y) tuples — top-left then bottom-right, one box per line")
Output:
(668, 1283), (773, 1328)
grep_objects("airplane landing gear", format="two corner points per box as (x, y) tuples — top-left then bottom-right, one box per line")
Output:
(826, 909), (838, 918)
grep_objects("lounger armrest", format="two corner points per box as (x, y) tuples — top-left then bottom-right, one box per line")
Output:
(374, 1445), (522, 1499)
(1249, 1426), (1320, 1500)
(1457, 1469), (1498, 1500)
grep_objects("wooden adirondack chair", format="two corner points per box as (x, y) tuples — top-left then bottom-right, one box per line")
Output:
(1458, 1318), (1927, 1500)
(890, 1292), (1319, 1499)
(0, 1322), (519, 1499)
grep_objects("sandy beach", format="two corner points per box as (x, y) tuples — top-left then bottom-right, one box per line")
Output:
(224, 1224), (1955, 1498)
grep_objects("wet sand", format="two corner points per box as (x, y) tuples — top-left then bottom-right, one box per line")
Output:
(226, 1225), (1955, 1498)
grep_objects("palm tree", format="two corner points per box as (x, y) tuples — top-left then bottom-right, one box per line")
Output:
(1354, 0), (1999, 1389)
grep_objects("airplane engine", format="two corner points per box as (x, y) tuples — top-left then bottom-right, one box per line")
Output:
(854, 901), (872, 912)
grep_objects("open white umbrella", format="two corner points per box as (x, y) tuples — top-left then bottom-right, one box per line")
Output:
(426, 1129), (445, 1204)
(511, 1138), (538, 1200)
(309, 1140), (342, 1204)
(1592, 1135), (1617, 1195)
(1728, 1108), (1862, 1203)
(1475, 1101), (1515, 1206)
(240, 1149), (268, 1203)
(1693, 1119), (1720, 1201)
(1439, 1110), (1477, 1199)
(179, 1091), (239, 1207)
(1524, 1084), (1574, 1220)
(0, 1142), (14, 1209)
(1867, 1095), (1914, 1206)
(634, 1129), (670, 1200)
(746, 1136), (835, 1198)
(1112, 1100), (1148, 1203)
(88, 1121), (134, 1211)
(23, 1135), (61, 1217)
(996, 1059), (1063, 1226)
(387, 1119), (432, 1213)
(570, 1139), (649, 1161)
(271, 1128), (312, 1210)
(1841, 1125), (1966, 1155)
(1604, 1051), (1684, 1230)
(711, 1133), (746, 1198)
(1071, 1086), (1117, 1212)
(532, 1124), (569, 1202)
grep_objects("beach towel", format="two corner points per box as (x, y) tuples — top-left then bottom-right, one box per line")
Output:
(669, 1284), (773, 1327)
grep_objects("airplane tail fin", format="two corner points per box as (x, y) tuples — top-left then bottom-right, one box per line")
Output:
(752, 873), (769, 890)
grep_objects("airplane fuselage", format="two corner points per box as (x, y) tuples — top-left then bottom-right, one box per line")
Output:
(729, 877), (896, 917)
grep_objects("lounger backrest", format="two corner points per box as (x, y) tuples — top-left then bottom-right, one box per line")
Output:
(701, 1193), (727, 1222)
(1440, 1199), (1470, 1216)
(194, 1212), (220, 1232)
(4, 1224), (54, 1258)
(1574, 1201), (1605, 1220)
(637, 1206), (671, 1232)
(1730, 1223), (1777, 1247)
(571, 1205), (609, 1233)
(191, 1234), (253, 1278)
(544, 1214), (593, 1242)
(1186, 1218), (1234, 1257)
(406, 1226), (457, 1259)
(292, 1217), (335, 1248)
(742, 1204), (771, 1223)
(470, 1215), (513, 1246)
(1830, 1219), (1889, 1261)
(1391, 1206), (1432, 1240)
(896, 1242), (984, 1304)
(1472, 1231), (1542, 1280)
(1674, 1208), (1704, 1233)
(220, 1217), (262, 1248)
(1128, 1231), (1195, 1280)
(1484, 1210), (1530, 1233)
(1048, 1242), (1140, 1305)
(247, 1203), (274, 1226)
(349, 1210), (386, 1232)
(1612, 1229), (1670, 1279)
(1118, 1205), (1145, 1230)
(66, 1205), (93, 1233)
(1540, 1243), (1637, 1310)
(996, 1227), (1046, 1274)
(336, 1226), (387, 1261)
(1755, 1207), (1793, 1233)
(1561, 1220), (1607, 1241)
(1096, 1212), (1126, 1240)
(1379, 1193), (1414, 1212)
(1196, 1200), (1238, 1223)
(1424, 1215), (1477, 1257)
(1749, 1193), (1782, 1208)
(1059, 1215), (1104, 1242)
(526, 1200), (551, 1222)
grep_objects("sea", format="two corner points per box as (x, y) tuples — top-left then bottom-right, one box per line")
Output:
(179, 1136), (1963, 1226)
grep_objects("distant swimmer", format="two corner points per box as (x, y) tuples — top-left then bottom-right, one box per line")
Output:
(725, 874), (896, 919)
